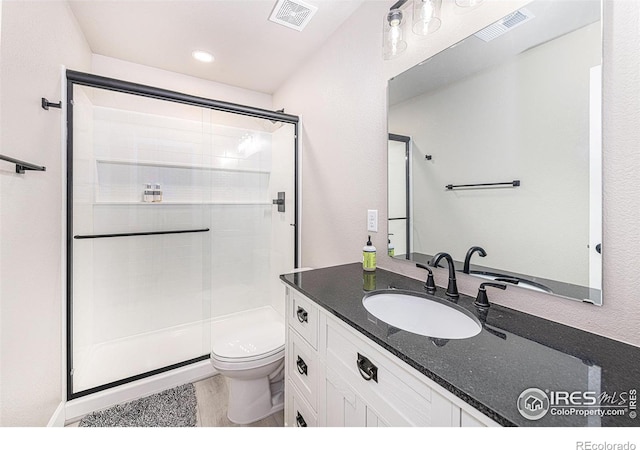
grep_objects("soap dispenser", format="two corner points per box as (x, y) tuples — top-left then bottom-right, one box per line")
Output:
(363, 236), (376, 272)
(387, 233), (395, 257)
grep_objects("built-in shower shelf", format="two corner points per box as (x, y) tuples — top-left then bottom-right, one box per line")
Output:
(96, 158), (271, 174)
(94, 201), (272, 206)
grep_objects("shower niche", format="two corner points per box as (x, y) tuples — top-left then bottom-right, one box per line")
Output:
(67, 71), (299, 398)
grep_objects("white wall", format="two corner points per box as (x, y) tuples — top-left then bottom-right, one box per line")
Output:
(389, 22), (600, 286)
(274, 0), (640, 347)
(0, 1), (92, 426)
(91, 54), (273, 112)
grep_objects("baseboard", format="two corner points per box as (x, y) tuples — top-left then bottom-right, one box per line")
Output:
(64, 360), (217, 425)
(47, 401), (67, 427)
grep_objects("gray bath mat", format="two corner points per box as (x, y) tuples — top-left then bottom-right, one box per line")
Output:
(79, 383), (197, 427)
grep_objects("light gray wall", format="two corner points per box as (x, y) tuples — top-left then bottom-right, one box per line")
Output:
(274, 0), (640, 347)
(0, 1), (92, 426)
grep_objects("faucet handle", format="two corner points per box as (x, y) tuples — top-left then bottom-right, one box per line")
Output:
(416, 263), (437, 294)
(474, 282), (506, 308)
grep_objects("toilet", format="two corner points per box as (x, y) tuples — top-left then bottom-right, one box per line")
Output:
(210, 306), (285, 425)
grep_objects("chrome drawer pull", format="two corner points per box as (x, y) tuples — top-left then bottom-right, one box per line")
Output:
(296, 307), (308, 323)
(296, 411), (307, 427)
(357, 353), (378, 383)
(296, 355), (308, 376)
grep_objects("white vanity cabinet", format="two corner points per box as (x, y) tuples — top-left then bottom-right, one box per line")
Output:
(283, 286), (501, 428)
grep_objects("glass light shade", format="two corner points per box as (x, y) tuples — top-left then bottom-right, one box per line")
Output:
(383, 9), (407, 60)
(413, 0), (442, 36)
(455, 0), (484, 7)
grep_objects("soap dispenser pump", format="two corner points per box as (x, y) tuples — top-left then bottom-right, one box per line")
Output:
(363, 236), (376, 272)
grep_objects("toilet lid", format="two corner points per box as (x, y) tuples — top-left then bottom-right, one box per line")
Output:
(211, 319), (284, 361)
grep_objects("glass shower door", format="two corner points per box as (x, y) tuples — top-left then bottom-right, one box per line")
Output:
(68, 74), (300, 398)
(69, 84), (213, 396)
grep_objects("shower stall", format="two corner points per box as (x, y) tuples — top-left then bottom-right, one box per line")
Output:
(66, 71), (299, 399)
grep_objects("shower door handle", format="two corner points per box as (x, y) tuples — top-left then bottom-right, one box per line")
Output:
(272, 191), (285, 212)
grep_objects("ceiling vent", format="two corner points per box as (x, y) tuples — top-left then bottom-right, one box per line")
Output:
(474, 8), (535, 42)
(269, 0), (318, 32)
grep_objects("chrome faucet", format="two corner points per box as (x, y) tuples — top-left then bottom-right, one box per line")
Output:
(429, 252), (459, 299)
(463, 246), (487, 274)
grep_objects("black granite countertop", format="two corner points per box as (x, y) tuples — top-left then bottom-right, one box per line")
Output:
(280, 263), (640, 427)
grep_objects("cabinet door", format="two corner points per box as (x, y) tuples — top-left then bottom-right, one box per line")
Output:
(323, 369), (389, 427)
(323, 368), (365, 427)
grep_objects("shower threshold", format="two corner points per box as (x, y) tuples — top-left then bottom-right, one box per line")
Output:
(72, 318), (213, 394)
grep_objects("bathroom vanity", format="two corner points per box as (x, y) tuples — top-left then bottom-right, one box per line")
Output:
(281, 264), (640, 427)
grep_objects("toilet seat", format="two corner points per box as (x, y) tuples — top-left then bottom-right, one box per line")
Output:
(210, 309), (284, 369)
(211, 345), (284, 371)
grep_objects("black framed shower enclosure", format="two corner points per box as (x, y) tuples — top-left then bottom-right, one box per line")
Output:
(66, 70), (300, 400)
(388, 133), (411, 258)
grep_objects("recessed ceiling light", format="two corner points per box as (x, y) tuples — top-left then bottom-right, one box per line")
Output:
(192, 50), (214, 63)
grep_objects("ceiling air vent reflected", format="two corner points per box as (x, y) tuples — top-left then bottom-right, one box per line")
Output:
(269, 0), (318, 32)
(474, 8), (535, 42)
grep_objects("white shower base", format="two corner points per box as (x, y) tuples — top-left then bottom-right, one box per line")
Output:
(65, 358), (215, 424)
(73, 318), (213, 393)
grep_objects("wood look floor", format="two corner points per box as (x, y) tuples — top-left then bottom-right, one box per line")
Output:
(66, 375), (284, 427)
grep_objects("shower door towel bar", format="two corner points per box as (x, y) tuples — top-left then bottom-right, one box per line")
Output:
(446, 180), (520, 190)
(74, 228), (210, 239)
(0, 154), (47, 174)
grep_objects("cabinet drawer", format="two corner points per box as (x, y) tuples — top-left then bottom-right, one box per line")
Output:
(287, 382), (317, 427)
(289, 290), (318, 349)
(323, 315), (434, 426)
(288, 328), (318, 411)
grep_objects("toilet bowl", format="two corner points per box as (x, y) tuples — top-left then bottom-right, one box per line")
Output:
(210, 307), (285, 425)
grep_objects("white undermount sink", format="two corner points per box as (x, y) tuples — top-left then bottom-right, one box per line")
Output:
(362, 290), (482, 339)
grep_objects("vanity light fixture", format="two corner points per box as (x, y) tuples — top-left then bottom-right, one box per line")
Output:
(383, 0), (482, 59)
(412, 0), (442, 36)
(455, 0), (484, 7)
(192, 50), (214, 63)
(383, 8), (408, 59)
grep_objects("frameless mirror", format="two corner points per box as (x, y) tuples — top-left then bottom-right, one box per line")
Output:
(387, 0), (603, 305)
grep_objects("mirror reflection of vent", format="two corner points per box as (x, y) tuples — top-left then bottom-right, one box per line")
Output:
(269, 0), (318, 32)
(474, 8), (535, 42)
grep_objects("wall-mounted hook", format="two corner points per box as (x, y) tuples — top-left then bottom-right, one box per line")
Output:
(42, 98), (62, 110)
